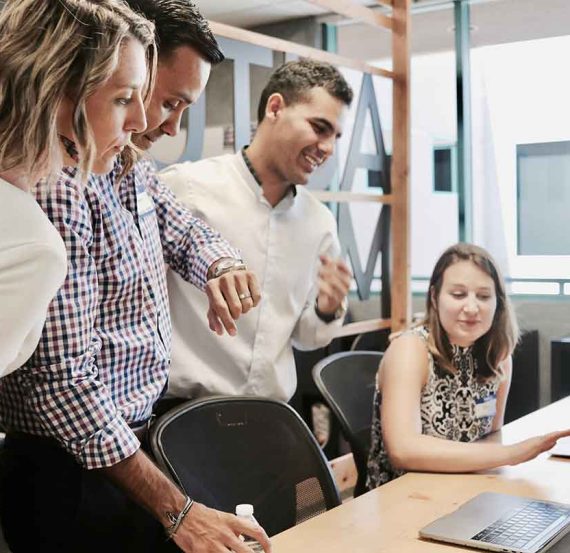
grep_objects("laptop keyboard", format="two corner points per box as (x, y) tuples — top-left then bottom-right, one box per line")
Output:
(472, 500), (570, 550)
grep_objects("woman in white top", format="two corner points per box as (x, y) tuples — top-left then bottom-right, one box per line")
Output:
(0, 0), (156, 376)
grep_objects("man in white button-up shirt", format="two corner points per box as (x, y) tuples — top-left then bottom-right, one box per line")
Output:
(160, 59), (353, 402)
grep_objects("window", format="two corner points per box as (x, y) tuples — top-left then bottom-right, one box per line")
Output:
(517, 141), (570, 255)
(433, 146), (456, 192)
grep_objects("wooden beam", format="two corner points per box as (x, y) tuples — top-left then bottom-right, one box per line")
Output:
(390, 0), (411, 332)
(334, 318), (391, 338)
(305, 0), (393, 31)
(209, 21), (395, 80)
(310, 191), (393, 204)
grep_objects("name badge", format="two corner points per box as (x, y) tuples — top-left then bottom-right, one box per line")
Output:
(475, 394), (497, 419)
(136, 188), (155, 217)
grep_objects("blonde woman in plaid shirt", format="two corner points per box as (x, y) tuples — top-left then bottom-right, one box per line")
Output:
(0, 1), (270, 552)
(0, 0), (169, 551)
(0, 0), (155, 378)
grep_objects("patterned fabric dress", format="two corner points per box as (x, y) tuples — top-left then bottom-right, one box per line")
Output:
(366, 326), (500, 489)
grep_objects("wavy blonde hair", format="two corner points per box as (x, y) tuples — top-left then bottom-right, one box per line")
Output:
(422, 243), (519, 380)
(0, 0), (156, 184)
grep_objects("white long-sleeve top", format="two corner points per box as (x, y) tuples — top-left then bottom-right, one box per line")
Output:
(0, 177), (67, 376)
(160, 152), (345, 402)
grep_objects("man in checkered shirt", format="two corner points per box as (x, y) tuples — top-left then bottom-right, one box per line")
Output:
(0, 1), (271, 552)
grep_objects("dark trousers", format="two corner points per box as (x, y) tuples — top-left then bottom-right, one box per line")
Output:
(152, 397), (187, 419)
(0, 433), (180, 553)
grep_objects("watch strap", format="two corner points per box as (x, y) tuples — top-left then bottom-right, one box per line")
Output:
(315, 298), (347, 323)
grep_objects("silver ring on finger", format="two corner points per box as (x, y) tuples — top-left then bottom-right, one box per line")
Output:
(238, 292), (252, 301)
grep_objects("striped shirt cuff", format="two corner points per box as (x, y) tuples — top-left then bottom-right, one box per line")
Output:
(192, 243), (242, 291)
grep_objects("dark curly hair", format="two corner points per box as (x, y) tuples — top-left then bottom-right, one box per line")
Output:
(257, 59), (353, 123)
(125, 0), (224, 64)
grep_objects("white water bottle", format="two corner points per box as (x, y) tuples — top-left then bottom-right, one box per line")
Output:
(235, 504), (264, 552)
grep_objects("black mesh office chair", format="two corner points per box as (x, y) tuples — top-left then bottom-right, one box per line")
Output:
(350, 329), (390, 352)
(149, 396), (341, 537)
(312, 351), (383, 497)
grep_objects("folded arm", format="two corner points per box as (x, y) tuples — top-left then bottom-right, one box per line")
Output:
(150, 164), (261, 335)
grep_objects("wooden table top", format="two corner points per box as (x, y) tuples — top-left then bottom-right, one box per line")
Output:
(272, 397), (570, 552)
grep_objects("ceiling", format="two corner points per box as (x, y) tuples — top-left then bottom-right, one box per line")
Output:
(194, 0), (570, 58)
(338, 0), (570, 59)
(192, 0), (377, 28)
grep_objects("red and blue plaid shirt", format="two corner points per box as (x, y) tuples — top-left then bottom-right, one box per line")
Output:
(0, 159), (239, 469)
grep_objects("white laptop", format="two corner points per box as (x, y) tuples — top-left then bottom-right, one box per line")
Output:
(419, 492), (570, 553)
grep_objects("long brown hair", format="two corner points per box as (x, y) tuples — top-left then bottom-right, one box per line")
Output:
(422, 243), (519, 379)
(0, 0), (156, 184)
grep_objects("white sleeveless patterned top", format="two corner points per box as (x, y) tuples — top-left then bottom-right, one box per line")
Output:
(366, 325), (500, 489)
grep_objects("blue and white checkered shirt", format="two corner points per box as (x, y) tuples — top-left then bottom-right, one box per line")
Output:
(0, 159), (240, 469)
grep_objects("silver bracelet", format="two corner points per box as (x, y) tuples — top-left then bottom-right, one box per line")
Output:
(165, 495), (194, 540)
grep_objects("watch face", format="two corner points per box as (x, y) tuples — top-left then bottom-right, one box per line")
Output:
(217, 259), (235, 271)
(213, 258), (243, 278)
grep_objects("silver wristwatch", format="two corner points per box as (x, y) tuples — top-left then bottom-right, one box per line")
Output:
(209, 258), (247, 280)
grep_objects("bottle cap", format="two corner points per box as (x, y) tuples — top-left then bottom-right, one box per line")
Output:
(236, 504), (254, 517)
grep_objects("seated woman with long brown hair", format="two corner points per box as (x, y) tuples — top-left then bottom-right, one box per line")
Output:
(367, 242), (570, 489)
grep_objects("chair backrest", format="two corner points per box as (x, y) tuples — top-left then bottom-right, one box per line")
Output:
(312, 351), (383, 497)
(350, 329), (390, 352)
(149, 396), (341, 537)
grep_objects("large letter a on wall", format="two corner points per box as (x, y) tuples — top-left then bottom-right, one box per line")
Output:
(338, 73), (391, 303)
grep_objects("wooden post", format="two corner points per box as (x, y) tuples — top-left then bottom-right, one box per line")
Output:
(390, 0), (411, 332)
